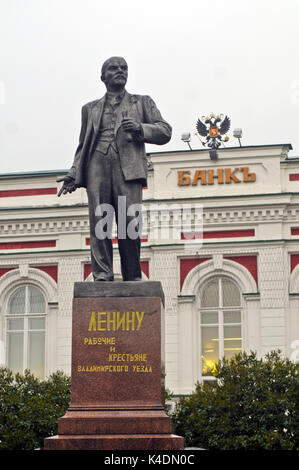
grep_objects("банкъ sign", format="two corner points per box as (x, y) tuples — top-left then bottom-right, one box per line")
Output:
(177, 167), (256, 186)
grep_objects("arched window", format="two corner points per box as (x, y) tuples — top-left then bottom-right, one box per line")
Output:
(199, 276), (242, 376)
(6, 285), (46, 378)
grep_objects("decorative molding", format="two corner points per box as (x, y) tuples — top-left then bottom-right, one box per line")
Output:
(181, 258), (258, 296)
(0, 217), (89, 236)
(242, 292), (261, 301)
(1, 205), (299, 238)
(48, 301), (59, 310)
(177, 294), (196, 304)
(213, 254), (223, 269)
(0, 267), (58, 315)
(180, 257), (211, 289)
(19, 263), (29, 278)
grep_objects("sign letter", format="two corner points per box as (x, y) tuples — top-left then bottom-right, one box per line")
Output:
(240, 167), (256, 182)
(192, 170), (206, 185)
(178, 170), (191, 186)
(207, 168), (224, 185)
(225, 168), (241, 183)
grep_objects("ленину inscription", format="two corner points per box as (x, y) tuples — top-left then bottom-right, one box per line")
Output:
(88, 311), (145, 331)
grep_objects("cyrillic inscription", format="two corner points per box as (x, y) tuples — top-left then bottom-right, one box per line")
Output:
(178, 167), (256, 186)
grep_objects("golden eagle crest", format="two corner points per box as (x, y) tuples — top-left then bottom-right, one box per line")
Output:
(196, 113), (230, 149)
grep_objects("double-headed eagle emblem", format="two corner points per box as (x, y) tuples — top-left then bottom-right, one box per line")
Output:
(196, 113), (231, 149)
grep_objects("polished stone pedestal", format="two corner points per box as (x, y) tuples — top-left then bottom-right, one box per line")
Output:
(44, 281), (184, 450)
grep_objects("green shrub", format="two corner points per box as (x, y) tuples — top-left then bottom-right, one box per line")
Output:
(172, 351), (299, 450)
(0, 367), (70, 450)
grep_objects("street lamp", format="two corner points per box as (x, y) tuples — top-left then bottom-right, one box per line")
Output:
(181, 132), (192, 150)
(233, 128), (243, 147)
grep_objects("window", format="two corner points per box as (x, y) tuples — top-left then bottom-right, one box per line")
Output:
(199, 277), (242, 376)
(6, 285), (46, 378)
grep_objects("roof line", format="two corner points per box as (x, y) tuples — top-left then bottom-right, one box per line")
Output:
(0, 169), (69, 179)
(148, 143), (293, 155)
(0, 144), (295, 178)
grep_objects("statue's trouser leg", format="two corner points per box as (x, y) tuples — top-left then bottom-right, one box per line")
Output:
(86, 147), (142, 281)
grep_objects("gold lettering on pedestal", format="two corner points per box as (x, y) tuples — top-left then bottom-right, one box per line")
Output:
(83, 337), (116, 345)
(108, 353), (148, 362)
(88, 311), (145, 332)
(77, 365), (129, 373)
(79, 310), (152, 374)
(132, 365), (152, 373)
(77, 364), (153, 373)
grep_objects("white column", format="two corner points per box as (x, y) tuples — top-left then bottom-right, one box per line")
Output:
(243, 293), (261, 356)
(177, 295), (196, 395)
(46, 302), (58, 376)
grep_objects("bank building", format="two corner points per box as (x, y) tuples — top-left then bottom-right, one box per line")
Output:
(0, 129), (299, 396)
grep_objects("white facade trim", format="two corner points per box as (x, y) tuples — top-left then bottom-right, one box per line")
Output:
(180, 257), (258, 297)
(0, 267), (58, 376)
(0, 267), (58, 309)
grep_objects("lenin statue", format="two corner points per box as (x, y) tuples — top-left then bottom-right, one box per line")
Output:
(57, 57), (172, 281)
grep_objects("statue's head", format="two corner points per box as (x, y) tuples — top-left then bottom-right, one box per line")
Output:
(101, 56), (128, 90)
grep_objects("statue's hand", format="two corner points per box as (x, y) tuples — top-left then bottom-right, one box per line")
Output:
(57, 176), (77, 197)
(121, 118), (141, 134)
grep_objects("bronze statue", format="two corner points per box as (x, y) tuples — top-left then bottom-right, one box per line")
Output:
(57, 57), (171, 281)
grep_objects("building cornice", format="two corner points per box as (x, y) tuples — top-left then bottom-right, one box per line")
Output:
(143, 192), (299, 203)
(1, 204), (299, 237)
(148, 143), (293, 156)
(0, 193), (299, 213)
(0, 170), (69, 180)
(0, 144), (294, 181)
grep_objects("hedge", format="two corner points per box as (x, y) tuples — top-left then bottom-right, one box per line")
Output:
(0, 367), (70, 450)
(172, 351), (299, 450)
(1, 350), (298, 450)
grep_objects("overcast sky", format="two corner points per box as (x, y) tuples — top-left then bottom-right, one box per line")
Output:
(1, 0), (299, 174)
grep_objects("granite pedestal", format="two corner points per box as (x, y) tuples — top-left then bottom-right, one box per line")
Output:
(44, 281), (184, 450)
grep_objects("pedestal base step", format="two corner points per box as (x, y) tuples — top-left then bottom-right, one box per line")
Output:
(44, 433), (184, 451)
(58, 409), (172, 435)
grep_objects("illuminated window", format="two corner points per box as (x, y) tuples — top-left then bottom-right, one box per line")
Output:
(6, 285), (46, 378)
(200, 277), (242, 376)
